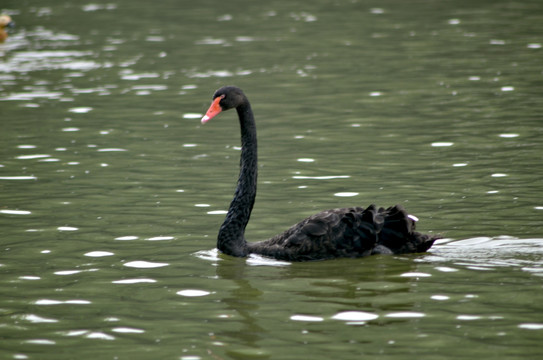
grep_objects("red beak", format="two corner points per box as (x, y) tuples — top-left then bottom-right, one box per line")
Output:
(201, 96), (223, 124)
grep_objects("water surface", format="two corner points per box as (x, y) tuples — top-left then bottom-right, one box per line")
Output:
(1, 0), (542, 359)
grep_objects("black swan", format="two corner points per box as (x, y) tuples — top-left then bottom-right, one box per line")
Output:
(200, 86), (439, 261)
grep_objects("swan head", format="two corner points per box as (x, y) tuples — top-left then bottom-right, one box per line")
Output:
(201, 86), (246, 124)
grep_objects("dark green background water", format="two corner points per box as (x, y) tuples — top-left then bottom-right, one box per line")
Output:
(1, 0), (542, 359)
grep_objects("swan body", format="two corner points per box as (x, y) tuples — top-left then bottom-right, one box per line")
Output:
(201, 86), (438, 261)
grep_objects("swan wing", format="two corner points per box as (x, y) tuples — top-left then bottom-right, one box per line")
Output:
(249, 204), (436, 261)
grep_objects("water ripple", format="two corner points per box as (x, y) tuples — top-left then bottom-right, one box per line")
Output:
(292, 175), (350, 180)
(19, 314), (58, 323)
(0, 50), (107, 73)
(0, 209), (31, 215)
(84, 251), (114, 257)
(35, 299), (91, 305)
(0, 176), (37, 180)
(111, 327), (145, 334)
(290, 315), (324, 322)
(386, 312), (426, 318)
(114, 235), (139, 241)
(123, 261), (169, 268)
(425, 237), (543, 272)
(176, 289), (212, 297)
(332, 311), (379, 322)
(0, 91), (64, 101)
(112, 278), (156, 284)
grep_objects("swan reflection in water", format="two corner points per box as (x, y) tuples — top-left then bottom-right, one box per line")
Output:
(200, 250), (428, 355)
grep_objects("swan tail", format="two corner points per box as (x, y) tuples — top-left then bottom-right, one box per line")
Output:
(373, 205), (438, 255)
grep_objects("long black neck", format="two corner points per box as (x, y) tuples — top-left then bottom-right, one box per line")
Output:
(217, 100), (257, 257)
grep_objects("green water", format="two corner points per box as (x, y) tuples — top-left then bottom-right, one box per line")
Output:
(1, 0), (542, 359)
